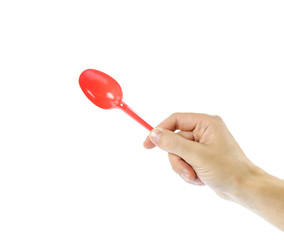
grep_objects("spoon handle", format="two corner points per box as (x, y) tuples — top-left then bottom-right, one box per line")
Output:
(119, 101), (153, 131)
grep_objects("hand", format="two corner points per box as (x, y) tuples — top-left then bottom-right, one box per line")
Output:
(144, 113), (256, 199)
(144, 113), (284, 231)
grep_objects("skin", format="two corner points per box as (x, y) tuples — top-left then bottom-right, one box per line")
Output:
(143, 113), (284, 231)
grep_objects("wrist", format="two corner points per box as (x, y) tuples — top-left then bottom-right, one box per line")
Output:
(228, 162), (284, 230)
(228, 163), (267, 206)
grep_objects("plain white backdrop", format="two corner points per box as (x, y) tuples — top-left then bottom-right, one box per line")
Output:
(0, 0), (284, 239)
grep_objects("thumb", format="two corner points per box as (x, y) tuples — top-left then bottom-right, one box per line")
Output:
(149, 127), (201, 159)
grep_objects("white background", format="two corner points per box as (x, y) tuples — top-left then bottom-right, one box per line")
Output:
(0, 0), (284, 239)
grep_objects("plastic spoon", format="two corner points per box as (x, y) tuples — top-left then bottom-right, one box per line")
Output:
(79, 69), (153, 131)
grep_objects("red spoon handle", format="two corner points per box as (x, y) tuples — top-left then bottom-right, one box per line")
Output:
(119, 102), (153, 131)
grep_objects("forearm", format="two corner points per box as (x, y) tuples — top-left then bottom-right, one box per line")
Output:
(231, 165), (284, 231)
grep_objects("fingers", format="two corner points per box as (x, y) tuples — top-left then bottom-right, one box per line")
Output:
(168, 153), (204, 185)
(143, 112), (210, 149)
(176, 130), (194, 141)
(143, 136), (155, 149)
(143, 130), (194, 149)
(168, 153), (195, 179)
(149, 127), (202, 161)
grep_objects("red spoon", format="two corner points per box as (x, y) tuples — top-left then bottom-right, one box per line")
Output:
(79, 69), (153, 131)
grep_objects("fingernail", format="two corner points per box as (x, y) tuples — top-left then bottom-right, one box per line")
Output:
(149, 128), (162, 145)
(180, 173), (192, 183)
(192, 178), (204, 185)
(180, 173), (204, 185)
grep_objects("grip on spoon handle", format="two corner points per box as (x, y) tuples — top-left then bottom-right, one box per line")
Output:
(119, 102), (153, 131)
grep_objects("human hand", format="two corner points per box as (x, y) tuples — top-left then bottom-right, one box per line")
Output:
(144, 113), (256, 200)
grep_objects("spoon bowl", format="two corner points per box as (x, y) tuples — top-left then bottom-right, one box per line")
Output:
(79, 69), (123, 109)
(79, 69), (153, 131)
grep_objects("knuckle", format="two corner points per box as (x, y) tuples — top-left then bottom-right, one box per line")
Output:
(169, 112), (178, 118)
(213, 115), (223, 122)
(169, 112), (182, 118)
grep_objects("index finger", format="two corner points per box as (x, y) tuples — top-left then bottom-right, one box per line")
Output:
(143, 112), (209, 149)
